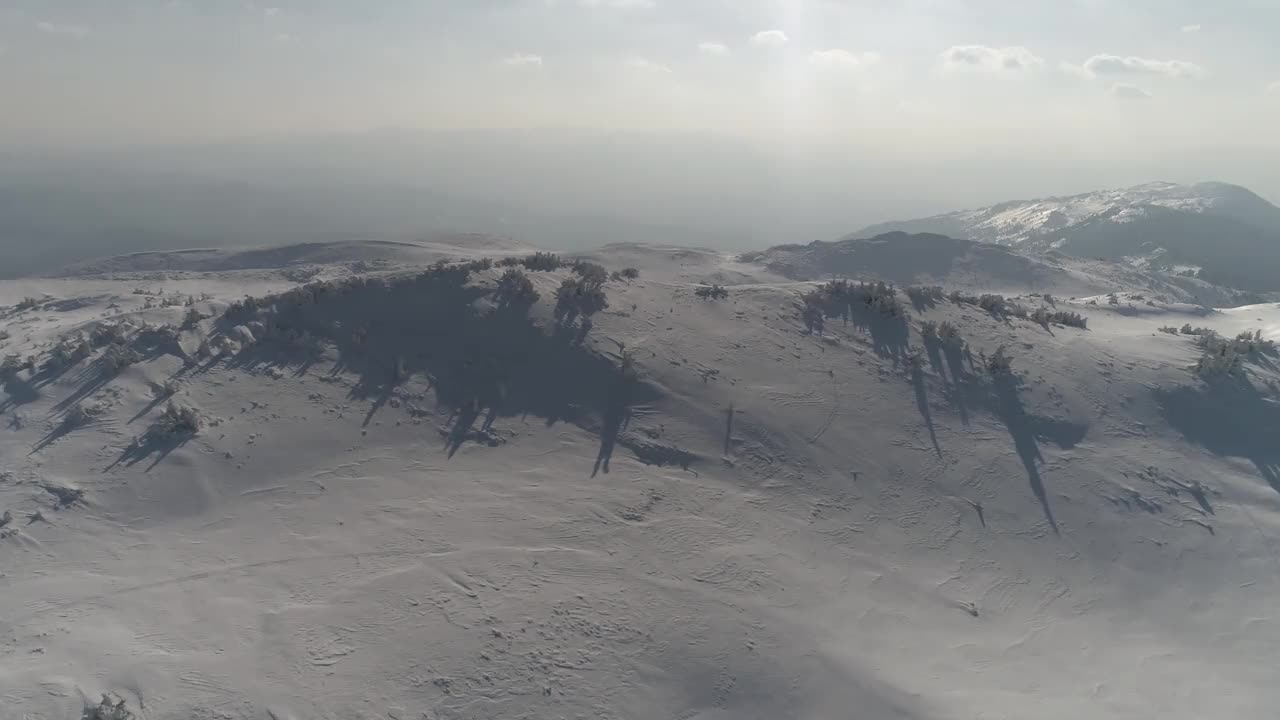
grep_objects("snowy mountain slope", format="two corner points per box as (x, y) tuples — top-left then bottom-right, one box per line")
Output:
(4, 240), (1280, 718)
(857, 182), (1280, 292)
(754, 231), (1261, 307)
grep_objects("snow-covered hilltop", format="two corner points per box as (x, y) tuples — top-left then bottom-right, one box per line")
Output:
(5, 238), (1280, 718)
(858, 182), (1280, 292)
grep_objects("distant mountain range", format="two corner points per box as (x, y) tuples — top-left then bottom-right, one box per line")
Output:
(857, 182), (1280, 291)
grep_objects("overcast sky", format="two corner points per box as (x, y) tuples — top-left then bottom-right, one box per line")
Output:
(2, 0), (1276, 144)
(1, 0), (1278, 226)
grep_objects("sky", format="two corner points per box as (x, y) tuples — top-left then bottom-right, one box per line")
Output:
(0, 0), (1278, 260)
(1, 0), (1277, 148)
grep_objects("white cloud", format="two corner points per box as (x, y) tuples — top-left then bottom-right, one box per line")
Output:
(1079, 54), (1203, 79)
(808, 49), (881, 71)
(1181, 24), (1201, 33)
(1268, 81), (1280, 96)
(698, 42), (730, 56)
(264, 7), (282, 19)
(624, 57), (672, 74)
(750, 30), (789, 48)
(501, 53), (544, 69)
(577, 0), (654, 9)
(940, 45), (1042, 72)
(36, 21), (90, 38)
(1110, 83), (1152, 100)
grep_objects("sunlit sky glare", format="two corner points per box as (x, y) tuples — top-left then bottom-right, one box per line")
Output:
(1, 0), (1278, 152)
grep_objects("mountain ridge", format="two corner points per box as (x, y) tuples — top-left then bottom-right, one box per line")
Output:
(855, 181), (1280, 292)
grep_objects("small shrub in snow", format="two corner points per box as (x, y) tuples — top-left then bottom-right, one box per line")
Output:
(1192, 330), (1275, 378)
(619, 267), (641, 280)
(936, 321), (963, 345)
(101, 344), (142, 373)
(0, 354), (30, 379)
(1159, 326), (1180, 335)
(696, 284), (730, 301)
(230, 324), (257, 345)
(571, 261), (609, 285)
(222, 295), (262, 325)
(1195, 344), (1244, 378)
(920, 320), (964, 347)
(906, 345), (927, 369)
(554, 276), (609, 321)
(91, 322), (131, 348)
(152, 401), (204, 435)
(182, 307), (208, 329)
(83, 694), (136, 720)
(984, 346), (1014, 375)
(905, 285), (944, 306)
(45, 337), (92, 370)
(495, 268), (539, 308)
(977, 294), (1009, 315)
(521, 252), (564, 272)
(1030, 306), (1088, 329)
(15, 297), (40, 311)
(63, 403), (92, 429)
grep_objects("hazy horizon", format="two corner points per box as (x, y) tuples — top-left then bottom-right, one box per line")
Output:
(1, 1), (1278, 272)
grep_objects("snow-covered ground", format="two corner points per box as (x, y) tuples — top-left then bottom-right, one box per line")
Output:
(3, 239), (1280, 719)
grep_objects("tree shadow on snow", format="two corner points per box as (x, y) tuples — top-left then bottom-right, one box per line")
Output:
(49, 359), (122, 418)
(212, 269), (658, 471)
(0, 374), (40, 414)
(30, 416), (91, 454)
(965, 371), (1087, 535)
(910, 365), (942, 457)
(105, 429), (195, 472)
(1157, 376), (1280, 495)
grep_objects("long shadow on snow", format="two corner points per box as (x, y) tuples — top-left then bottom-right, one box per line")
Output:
(822, 299), (910, 365)
(963, 371), (1087, 535)
(106, 429), (195, 472)
(49, 359), (123, 418)
(215, 270), (658, 471)
(1157, 376), (1280, 494)
(910, 365), (942, 457)
(31, 417), (91, 454)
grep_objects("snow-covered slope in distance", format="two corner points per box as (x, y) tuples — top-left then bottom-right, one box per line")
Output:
(858, 182), (1280, 292)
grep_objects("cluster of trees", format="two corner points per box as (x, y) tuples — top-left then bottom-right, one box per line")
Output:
(920, 320), (964, 348)
(1030, 306), (1088, 329)
(905, 285), (944, 307)
(800, 280), (904, 335)
(555, 272), (609, 323)
(1194, 329), (1276, 378)
(696, 284), (729, 301)
(947, 291), (1086, 329)
(151, 401), (204, 435)
(982, 346), (1014, 375)
(1161, 324), (1215, 336)
(0, 353), (33, 380)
